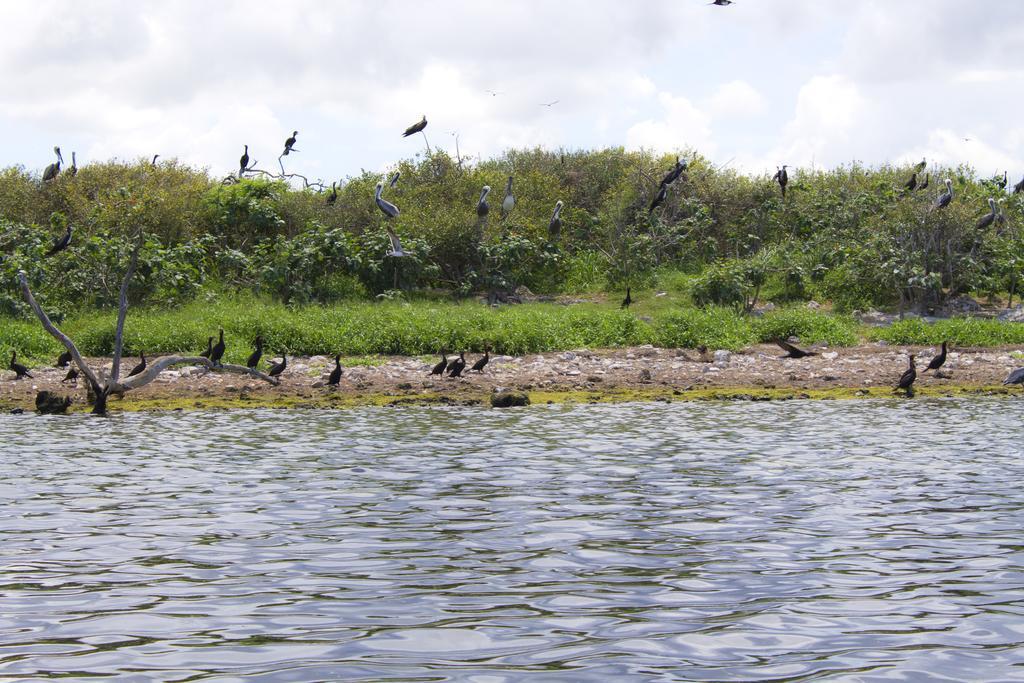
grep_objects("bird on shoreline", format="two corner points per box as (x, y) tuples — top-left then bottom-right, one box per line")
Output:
(127, 352), (147, 378)
(923, 341), (948, 373)
(45, 224), (72, 257)
(1004, 367), (1024, 385)
(471, 346), (491, 373)
(246, 336), (263, 369)
(430, 352), (448, 375)
(621, 287), (633, 309)
(327, 355), (342, 386)
(267, 355), (287, 377)
(199, 337), (213, 359)
(933, 178), (954, 210)
(548, 200), (563, 240)
(56, 350), (71, 368)
(239, 144), (249, 177)
(403, 116), (427, 137)
(774, 339), (817, 359)
(210, 329), (225, 366)
(282, 131), (298, 156)
(9, 351), (32, 379)
(61, 366), (79, 383)
(448, 352), (466, 377)
(896, 355), (917, 395)
(375, 182), (400, 218)
(42, 147), (63, 182)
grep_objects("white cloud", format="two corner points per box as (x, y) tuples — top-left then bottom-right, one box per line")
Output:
(625, 93), (714, 155)
(706, 80), (766, 119)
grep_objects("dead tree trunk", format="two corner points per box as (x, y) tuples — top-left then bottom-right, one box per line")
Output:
(17, 230), (279, 416)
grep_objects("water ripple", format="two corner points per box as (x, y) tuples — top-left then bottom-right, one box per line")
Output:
(1, 399), (1023, 680)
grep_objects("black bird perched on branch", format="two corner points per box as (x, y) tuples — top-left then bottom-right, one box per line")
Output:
(471, 346), (491, 373)
(660, 157), (687, 186)
(1014, 175), (1024, 195)
(621, 287), (633, 309)
(45, 224), (72, 257)
(976, 198), (998, 229)
(923, 341), (948, 373)
(548, 200), (563, 240)
(649, 184), (668, 213)
(199, 336), (213, 359)
(210, 329), (225, 366)
(773, 165), (789, 199)
(327, 355), (342, 386)
(903, 171), (917, 192)
(267, 355), (287, 377)
(56, 350), (71, 368)
(67, 152), (77, 177)
(775, 338), (817, 359)
(477, 186), (491, 219)
(42, 146), (63, 182)
(447, 352), (466, 377)
(430, 352), (448, 376)
(918, 173), (930, 191)
(997, 171), (1008, 190)
(375, 182), (400, 218)
(896, 355), (917, 394)
(246, 336), (263, 369)
(403, 115), (427, 137)
(933, 178), (954, 210)
(239, 145), (249, 177)
(9, 351), (31, 379)
(282, 131), (298, 156)
(152, 154), (160, 166)
(1004, 367), (1024, 385)
(501, 176), (515, 218)
(127, 352), (147, 378)
(326, 181), (337, 205)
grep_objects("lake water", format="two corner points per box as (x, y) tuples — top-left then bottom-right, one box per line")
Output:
(1, 400), (1023, 681)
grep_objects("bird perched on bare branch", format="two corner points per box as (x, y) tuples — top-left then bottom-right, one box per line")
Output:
(282, 131), (298, 156)
(239, 145), (249, 177)
(403, 116), (427, 137)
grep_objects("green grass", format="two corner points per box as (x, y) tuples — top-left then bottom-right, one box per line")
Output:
(3, 295), (1022, 369)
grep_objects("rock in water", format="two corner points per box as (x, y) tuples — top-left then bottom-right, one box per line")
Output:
(35, 391), (72, 415)
(491, 391), (530, 408)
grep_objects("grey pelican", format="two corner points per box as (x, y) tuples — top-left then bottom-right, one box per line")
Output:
(239, 145), (249, 176)
(42, 147), (63, 182)
(283, 131), (298, 156)
(933, 178), (954, 210)
(477, 186), (491, 218)
(976, 198), (998, 229)
(375, 182), (400, 218)
(501, 176), (514, 217)
(548, 200), (563, 240)
(389, 171), (401, 188)
(385, 227), (408, 257)
(45, 224), (72, 257)
(67, 152), (77, 177)
(403, 116), (427, 137)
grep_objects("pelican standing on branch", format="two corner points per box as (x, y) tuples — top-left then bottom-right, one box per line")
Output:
(42, 147), (63, 182)
(477, 186), (491, 219)
(976, 198), (998, 229)
(933, 178), (954, 210)
(549, 200), (563, 240)
(501, 176), (514, 218)
(385, 227), (408, 257)
(375, 182), (400, 218)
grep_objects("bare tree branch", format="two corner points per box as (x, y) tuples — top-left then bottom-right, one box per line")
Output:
(117, 356), (279, 391)
(110, 229), (144, 384)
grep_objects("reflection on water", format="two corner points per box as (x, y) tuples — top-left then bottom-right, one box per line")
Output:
(1, 400), (1023, 681)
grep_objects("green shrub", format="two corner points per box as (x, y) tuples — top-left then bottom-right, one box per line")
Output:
(655, 307), (755, 350)
(754, 308), (858, 346)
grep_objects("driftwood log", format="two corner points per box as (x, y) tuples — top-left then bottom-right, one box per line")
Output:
(17, 229), (278, 415)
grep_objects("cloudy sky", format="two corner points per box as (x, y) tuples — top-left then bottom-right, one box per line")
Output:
(2, 0), (1022, 183)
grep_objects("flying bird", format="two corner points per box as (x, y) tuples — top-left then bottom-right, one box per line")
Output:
(45, 224), (72, 257)
(775, 339), (817, 359)
(709, 0), (733, 5)
(933, 178), (954, 210)
(127, 352), (147, 378)
(485, 89), (503, 97)
(239, 145), (249, 176)
(501, 176), (514, 218)
(773, 165), (789, 198)
(327, 355), (342, 386)
(976, 198), (998, 229)
(539, 100), (560, 107)
(375, 182), (400, 218)
(42, 146), (63, 182)
(282, 131), (298, 156)
(403, 115), (428, 137)
(385, 227), (408, 257)
(477, 186), (491, 219)
(548, 200), (564, 240)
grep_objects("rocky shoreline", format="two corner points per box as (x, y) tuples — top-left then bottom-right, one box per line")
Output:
(2, 343), (1022, 412)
